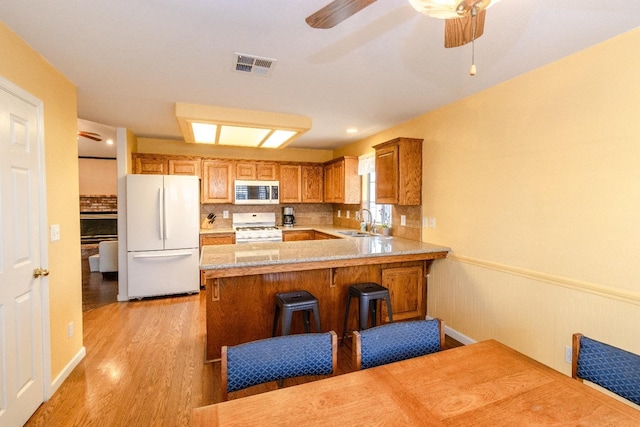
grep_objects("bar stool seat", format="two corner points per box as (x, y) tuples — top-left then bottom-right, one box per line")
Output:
(272, 291), (321, 337)
(342, 282), (393, 343)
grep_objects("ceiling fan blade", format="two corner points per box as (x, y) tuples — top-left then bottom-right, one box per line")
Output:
(306, 0), (377, 29)
(444, 9), (486, 48)
(78, 131), (102, 141)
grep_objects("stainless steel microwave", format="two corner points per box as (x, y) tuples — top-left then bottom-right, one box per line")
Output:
(234, 180), (280, 204)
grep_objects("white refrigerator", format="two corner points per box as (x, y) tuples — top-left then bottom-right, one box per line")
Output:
(126, 174), (200, 299)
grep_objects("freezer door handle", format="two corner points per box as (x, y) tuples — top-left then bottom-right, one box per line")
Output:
(132, 251), (193, 259)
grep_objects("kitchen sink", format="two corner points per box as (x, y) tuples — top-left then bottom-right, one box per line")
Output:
(338, 230), (371, 237)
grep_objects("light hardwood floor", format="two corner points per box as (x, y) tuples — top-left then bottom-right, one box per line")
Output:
(26, 258), (460, 426)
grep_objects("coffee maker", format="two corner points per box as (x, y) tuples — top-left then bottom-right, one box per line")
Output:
(283, 206), (295, 227)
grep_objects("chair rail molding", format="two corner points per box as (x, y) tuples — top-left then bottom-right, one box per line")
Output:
(448, 254), (640, 306)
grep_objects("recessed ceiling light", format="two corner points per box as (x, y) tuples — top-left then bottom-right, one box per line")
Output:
(347, 128), (358, 134)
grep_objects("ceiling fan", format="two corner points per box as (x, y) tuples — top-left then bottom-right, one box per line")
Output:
(306, 0), (500, 49)
(77, 131), (102, 141)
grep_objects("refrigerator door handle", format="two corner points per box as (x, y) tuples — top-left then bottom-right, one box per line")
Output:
(132, 251), (193, 259)
(163, 185), (169, 240)
(158, 187), (164, 240)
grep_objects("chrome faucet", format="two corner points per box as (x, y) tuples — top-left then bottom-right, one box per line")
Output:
(359, 209), (375, 232)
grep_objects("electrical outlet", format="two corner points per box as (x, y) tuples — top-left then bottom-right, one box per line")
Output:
(423, 217), (428, 227)
(68, 322), (74, 338)
(355, 211), (361, 221)
(50, 224), (60, 242)
(338, 210), (341, 218)
(429, 217), (436, 229)
(346, 211), (350, 219)
(223, 210), (229, 219)
(565, 345), (572, 364)
(400, 215), (406, 226)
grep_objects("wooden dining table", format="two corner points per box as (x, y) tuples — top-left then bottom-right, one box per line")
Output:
(192, 339), (640, 426)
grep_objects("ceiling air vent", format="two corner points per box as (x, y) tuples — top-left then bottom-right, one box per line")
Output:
(234, 53), (276, 76)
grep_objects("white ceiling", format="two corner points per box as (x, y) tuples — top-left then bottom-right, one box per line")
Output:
(2, 1), (639, 150)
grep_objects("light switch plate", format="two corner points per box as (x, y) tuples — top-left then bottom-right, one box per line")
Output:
(400, 215), (406, 226)
(50, 224), (60, 242)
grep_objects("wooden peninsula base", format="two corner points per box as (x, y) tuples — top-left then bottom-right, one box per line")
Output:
(203, 256), (444, 361)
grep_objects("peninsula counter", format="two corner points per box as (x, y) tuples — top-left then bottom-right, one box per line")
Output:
(200, 232), (450, 361)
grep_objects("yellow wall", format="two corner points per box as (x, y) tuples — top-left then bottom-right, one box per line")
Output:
(0, 23), (82, 380)
(137, 137), (334, 163)
(78, 158), (117, 195)
(339, 28), (640, 384)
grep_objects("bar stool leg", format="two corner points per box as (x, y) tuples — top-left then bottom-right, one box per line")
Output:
(341, 295), (352, 343)
(302, 310), (311, 333)
(359, 296), (370, 331)
(282, 309), (293, 336)
(272, 305), (280, 337)
(370, 299), (377, 327)
(312, 306), (321, 333)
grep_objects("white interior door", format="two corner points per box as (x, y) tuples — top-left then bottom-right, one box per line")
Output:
(0, 78), (46, 426)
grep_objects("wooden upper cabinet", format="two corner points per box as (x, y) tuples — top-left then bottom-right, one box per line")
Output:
(280, 165), (302, 203)
(168, 158), (201, 177)
(132, 153), (201, 177)
(202, 160), (235, 203)
(324, 157), (360, 204)
(374, 137), (422, 205)
(302, 165), (323, 203)
(133, 154), (168, 175)
(236, 162), (279, 181)
(280, 164), (324, 204)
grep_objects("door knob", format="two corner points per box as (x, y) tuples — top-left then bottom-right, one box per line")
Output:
(33, 268), (50, 278)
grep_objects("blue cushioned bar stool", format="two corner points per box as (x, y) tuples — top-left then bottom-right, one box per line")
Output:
(342, 282), (393, 343)
(272, 290), (322, 337)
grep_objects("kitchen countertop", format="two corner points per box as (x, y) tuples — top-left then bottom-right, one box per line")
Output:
(200, 225), (450, 277)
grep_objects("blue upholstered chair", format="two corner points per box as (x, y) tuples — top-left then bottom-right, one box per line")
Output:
(221, 331), (337, 400)
(572, 333), (640, 406)
(353, 319), (444, 370)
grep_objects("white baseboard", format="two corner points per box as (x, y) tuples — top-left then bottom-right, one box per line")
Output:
(47, 346), (86, 399)
(426, 315), (476, 346)
(443, 326), (476, 345)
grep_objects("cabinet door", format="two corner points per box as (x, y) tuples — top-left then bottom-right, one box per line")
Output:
(375, 144), (399, 204)
(256, 163), (278, 180)
(237, 162), (279, 180)
(323, 163), (334, 203)
(133, 154), (168, 175)
(332, 161), (345, 202)
(282, 230), (314, 241)
(169, 158), (201, 177)
(313, 231), (337, 240)
(202, 160), (234, 203)
(236, 162), (256, 180)
(200, 233), (235, 247)
(280, 165), (302, 203)
(381, 265), (424, 321)
(302, 165), (323, 203)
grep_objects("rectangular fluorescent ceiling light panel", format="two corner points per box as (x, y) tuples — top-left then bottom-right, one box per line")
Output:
(175, 103), (311, 149)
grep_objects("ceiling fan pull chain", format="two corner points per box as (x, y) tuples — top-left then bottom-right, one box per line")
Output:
(470, 6), (477, 76)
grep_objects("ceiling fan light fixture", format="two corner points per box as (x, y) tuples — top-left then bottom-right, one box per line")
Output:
(409, 0), (499, 19)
